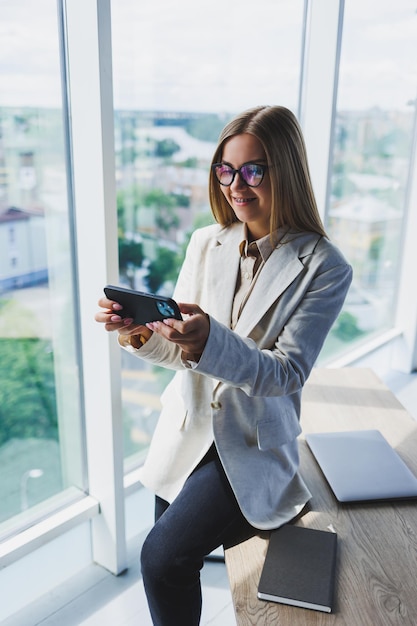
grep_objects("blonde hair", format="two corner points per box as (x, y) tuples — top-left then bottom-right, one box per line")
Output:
(209, 105), (327, 238)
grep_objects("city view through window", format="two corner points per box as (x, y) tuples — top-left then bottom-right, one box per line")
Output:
(0, 0), (85, 535)
(111, 1), (417, 463)
(110, 0), (306, 466)
(0, 0), (416, 533)
(324, 1), (417, 360)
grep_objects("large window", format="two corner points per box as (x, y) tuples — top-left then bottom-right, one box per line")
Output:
(0, 0), (85, 539)
(1, 1), (417, 620)
(321, 1), (417, 361)
(110, 0), (306, 467)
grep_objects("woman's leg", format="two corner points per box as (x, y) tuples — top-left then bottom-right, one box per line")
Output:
(140, 448), (256, 626)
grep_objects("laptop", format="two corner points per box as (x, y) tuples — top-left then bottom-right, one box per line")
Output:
(305, 429), (417, 503)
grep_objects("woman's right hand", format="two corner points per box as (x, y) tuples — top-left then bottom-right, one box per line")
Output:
(95, 296), (153, 342)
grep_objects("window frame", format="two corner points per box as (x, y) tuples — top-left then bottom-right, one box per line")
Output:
(62, 0), (127, 575)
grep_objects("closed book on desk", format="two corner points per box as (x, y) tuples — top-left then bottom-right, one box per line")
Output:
(257, 524), (337, 613)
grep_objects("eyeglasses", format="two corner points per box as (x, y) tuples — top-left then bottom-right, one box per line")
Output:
(212, 162), (268, 188)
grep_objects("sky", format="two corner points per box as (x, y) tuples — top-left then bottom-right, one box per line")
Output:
(0, 0), (416, 112)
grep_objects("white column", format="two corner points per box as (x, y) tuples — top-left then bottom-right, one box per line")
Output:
(393, 100), (417, 372)
(298, 0), (344, 218)
(62, 0), (126, 574)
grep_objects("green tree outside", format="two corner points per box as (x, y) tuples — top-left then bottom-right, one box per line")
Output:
(0, 337), (57, 446)
(145, 247), (181, 293)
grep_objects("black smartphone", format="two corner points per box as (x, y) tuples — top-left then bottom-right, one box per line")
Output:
(104, 285), (182, 325)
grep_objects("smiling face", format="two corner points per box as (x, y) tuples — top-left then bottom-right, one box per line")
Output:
(219, 133), (272, 240)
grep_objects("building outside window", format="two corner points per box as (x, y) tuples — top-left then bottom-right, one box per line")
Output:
(0, 0), (85, 540)
(320, 0), (417, 361)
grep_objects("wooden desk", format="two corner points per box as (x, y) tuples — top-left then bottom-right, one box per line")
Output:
(224, 368), (417, 626)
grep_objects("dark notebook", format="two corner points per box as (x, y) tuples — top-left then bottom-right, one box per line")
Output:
(257, 524), (337, 613)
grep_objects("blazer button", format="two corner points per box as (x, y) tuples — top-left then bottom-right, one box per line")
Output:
(210, 401), (222, 410)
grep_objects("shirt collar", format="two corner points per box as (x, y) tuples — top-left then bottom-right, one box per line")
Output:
(239, 225), (278, 264)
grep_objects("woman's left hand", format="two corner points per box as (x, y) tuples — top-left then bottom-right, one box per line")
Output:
(146, 303), (210, 362)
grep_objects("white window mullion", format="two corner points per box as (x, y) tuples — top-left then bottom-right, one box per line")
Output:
(393, 98), (417, 372)
(63, 0), (126, 574)
(298, 0), (344, 219)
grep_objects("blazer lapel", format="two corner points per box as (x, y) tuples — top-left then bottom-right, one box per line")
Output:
(206, 222), (244, 326)
(234, 231), (321, 336)
(203, 223), (321, 334)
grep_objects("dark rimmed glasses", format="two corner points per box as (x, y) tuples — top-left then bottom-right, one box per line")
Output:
(212, 162), (268, 188)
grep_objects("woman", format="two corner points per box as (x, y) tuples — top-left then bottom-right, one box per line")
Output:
(95, 105), (352, 625)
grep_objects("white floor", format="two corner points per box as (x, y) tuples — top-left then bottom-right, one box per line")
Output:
(3, 532), (235, 626)
(3, 370), (417, 626)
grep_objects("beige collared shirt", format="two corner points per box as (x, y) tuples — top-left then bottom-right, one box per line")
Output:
(231, 227), (277, 329)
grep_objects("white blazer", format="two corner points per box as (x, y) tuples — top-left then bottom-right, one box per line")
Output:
(124, 222), (352, 529)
